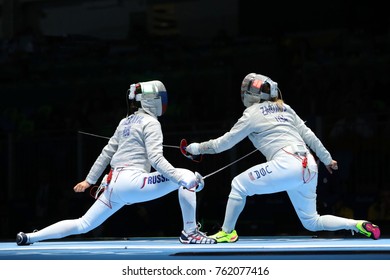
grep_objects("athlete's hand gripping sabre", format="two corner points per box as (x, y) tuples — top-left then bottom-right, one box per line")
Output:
(179, 139), (203, 162)
(179, 171), (205, 192)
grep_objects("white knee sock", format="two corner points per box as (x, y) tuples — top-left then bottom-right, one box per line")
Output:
(28, 219), (83, 243)
(178, 186), (197, 233)
(222, 196), (246, 233)
(318, 215), (357, 231)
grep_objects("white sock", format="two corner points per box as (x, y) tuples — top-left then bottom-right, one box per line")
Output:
(222, 196), (246, 233)
(178, 186), (197, 233)
(28, 219), (82, 243)
(317, 215), (358, 231)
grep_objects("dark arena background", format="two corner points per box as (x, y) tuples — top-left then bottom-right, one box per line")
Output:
(1, 0), (390, 267)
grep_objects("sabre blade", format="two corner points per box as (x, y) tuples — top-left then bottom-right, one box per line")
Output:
(78, 131), (179, 149)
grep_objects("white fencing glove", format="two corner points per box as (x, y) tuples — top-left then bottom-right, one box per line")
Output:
(179, 171), (198, 191)
(179, 171), (205, 192)
(186, 143), (200, 155)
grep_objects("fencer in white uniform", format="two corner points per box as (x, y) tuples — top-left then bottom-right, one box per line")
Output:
(186, 73), (380, 242)
(16, 80), (216, 245)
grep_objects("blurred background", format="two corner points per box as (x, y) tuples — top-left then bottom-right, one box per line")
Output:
(1, 0), (389, 240)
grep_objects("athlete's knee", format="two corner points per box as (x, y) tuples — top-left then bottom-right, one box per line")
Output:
(75, 218), (90, 233)
(77, 217), (101, 234)
(299, 214), (322, 232)
(229, 177), (247, 200)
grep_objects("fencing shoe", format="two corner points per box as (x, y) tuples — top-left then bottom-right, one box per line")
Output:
(16, 232), (32, 246)
(356, 221), (381, 240)
(179, 229), (217, 244)
(209, 229), (238, 243)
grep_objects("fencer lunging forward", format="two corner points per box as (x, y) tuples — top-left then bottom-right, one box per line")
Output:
(16, 80), (216, 245)
(185, 73), (381, 242)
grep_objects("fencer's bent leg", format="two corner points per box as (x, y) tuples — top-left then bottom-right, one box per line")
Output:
(114, 168), (198, 233)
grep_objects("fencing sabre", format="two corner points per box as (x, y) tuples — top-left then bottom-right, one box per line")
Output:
(78, 131), (180, 149)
